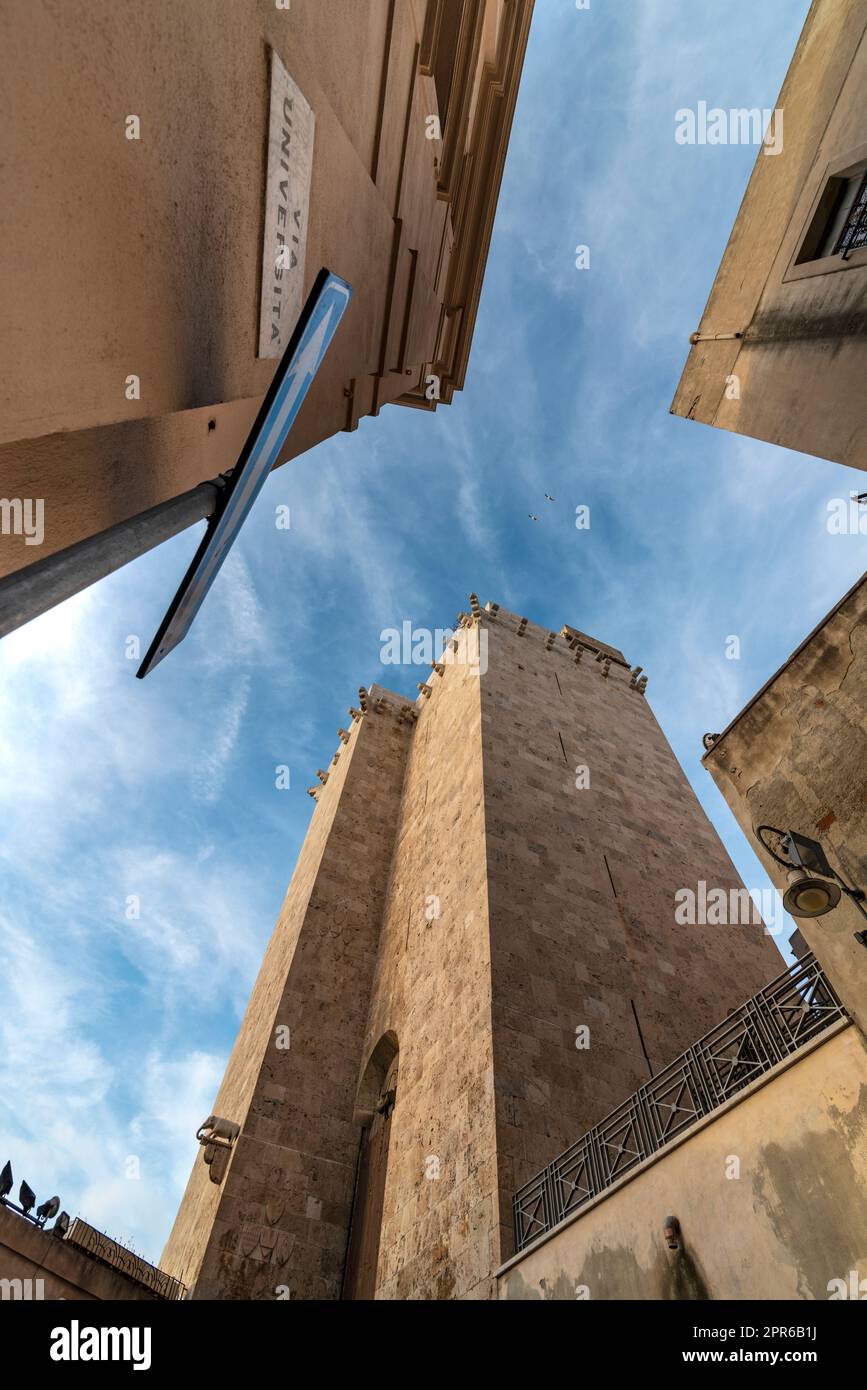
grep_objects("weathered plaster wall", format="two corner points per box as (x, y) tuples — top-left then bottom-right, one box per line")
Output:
(703, 571), (867, 1037)
(0, 0), (533, 576)
(498, 1022), (867, 1300)
(670, 0), (867, 469)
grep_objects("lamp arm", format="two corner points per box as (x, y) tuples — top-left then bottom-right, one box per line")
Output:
(755, 825), (795, 868)
(756, 825), (867, 924)
(829, 869), (867, 922)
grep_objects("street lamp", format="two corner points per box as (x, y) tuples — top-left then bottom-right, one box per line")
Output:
(756, 826), (867, 946)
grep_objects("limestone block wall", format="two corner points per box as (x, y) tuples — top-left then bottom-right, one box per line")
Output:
(163, 597), (794, 1302)
(480, 607), (785, 1260)
(360, 621), (497, 1300)
(161, 687), (412, 1299)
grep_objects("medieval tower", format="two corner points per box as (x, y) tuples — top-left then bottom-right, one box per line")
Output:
(161, 600), (783, 1300)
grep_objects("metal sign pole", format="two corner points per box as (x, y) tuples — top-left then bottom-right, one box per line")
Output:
(0, 477), (228, 641)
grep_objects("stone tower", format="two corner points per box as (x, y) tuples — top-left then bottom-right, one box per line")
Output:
(161, 600), (783, 1300)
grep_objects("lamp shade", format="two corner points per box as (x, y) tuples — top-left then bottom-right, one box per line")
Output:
(782, 868), (842, 918)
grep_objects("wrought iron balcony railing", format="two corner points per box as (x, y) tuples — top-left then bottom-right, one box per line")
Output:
(835, 169), (867, 257)
(513, 951), (847, 1252)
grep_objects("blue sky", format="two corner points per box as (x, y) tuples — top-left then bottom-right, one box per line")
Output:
(2, 0), (864, 1267)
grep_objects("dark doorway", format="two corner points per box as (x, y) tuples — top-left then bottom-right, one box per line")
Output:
(341, 1040), (398, 1299)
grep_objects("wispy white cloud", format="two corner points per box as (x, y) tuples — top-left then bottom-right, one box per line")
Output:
(191, 676), (250, 802)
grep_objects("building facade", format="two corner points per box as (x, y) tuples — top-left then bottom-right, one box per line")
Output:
(0, 0), (533, 583)
(161, 601), (782, 1300)
(702, 569), (867, 1041)
(670, 0), (867, 469)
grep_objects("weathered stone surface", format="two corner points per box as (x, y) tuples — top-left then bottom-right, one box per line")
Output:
(670, 0), (867, 470)
(161, 687), (413, 1299)
(163, 606), (783, 1300)
(703, 571), (867, 1036)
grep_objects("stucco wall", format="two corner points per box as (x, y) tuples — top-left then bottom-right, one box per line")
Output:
(0, 0), (532, 576)
(498, 1022), (867, 1300)
(670, 0), (867, 469)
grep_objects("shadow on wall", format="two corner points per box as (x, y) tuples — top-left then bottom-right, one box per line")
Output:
(503, 1233), (711, 1301)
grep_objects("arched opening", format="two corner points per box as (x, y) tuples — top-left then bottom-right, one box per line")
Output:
(341, 1033), (398, 1300)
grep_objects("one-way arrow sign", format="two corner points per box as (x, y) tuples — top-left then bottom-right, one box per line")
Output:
(137, 267), (352, 678)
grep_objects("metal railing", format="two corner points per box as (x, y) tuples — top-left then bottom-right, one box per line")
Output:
(835, 170), (867, 257)
(513, 952), (846, 1252)
(66, 1218), (187, 1301)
